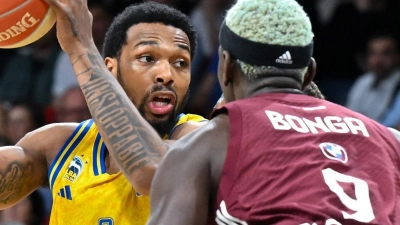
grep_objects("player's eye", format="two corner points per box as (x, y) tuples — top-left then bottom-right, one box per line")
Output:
(173, 59), (188, 68)
(138, 55), (154, 63)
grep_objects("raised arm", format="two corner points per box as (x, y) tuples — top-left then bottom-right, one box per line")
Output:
(44, 0), (168, 195)
(0, 125), (57, 209)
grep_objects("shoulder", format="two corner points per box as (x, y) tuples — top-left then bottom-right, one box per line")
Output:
(170, 114), (208, 140)
(17, 122), (80, 165)
(170, 114), (229, 156)
(23, 122), (79, 142)
(170, 121), (207, 140)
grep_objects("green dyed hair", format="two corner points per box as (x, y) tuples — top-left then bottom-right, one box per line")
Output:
(225, 0), (314, 80)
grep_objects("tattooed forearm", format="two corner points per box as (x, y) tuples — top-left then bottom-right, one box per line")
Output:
(70, 53), (95, 77)
(70, 53), (85, 66)
(80, 53), (165, 175)
(0, 162), (33, 204)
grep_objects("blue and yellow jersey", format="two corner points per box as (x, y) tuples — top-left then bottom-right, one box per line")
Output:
(48, 114), (207, 225)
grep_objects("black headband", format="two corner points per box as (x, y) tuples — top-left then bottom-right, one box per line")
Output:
(219, 22), (314, 69)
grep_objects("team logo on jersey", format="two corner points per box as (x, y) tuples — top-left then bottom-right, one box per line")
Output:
(64, 156), (84, 182)
(319, 142), (348, 163)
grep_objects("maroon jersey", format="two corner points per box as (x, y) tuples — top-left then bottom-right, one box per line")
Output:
(211, 93), (400, 225)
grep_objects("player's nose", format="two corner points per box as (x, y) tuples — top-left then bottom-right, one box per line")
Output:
(154, 60), (174, 86)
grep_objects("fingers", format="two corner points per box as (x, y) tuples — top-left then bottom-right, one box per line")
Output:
(43, 0), (89, 21)
(43, 0), (68, 19)
(43, 0), (88, 13)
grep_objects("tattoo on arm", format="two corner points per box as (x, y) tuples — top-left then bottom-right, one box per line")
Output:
(78, 53), (165, 175)
(0, 162), (33, 204)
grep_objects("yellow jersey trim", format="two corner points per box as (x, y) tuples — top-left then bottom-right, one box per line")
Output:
(48, 120), (94, 189)
(93, 133), (106, 176)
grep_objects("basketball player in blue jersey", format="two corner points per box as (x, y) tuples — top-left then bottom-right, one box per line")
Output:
(0, 2), (208, 224)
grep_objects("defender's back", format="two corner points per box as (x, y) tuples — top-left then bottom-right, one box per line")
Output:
(213, 93), (400, 225)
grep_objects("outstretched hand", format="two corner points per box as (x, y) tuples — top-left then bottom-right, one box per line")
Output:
(43, 0), (95, 54)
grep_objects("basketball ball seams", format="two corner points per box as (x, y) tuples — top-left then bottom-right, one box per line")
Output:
(0, 0), (33, 19)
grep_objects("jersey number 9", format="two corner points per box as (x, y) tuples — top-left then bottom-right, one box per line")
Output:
(322, 168), (375, 223)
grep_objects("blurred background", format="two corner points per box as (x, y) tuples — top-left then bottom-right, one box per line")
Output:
(1, 0), (400, 224)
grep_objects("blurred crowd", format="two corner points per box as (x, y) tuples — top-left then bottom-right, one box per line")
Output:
(0, 0), (400, 224)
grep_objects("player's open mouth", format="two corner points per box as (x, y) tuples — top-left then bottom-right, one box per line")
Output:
(147, 92), (176, 115)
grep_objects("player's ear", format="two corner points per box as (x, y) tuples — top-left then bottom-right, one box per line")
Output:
(302, 57), (316, 90)
(222, 50), (234, 86)
(105, 57), (118, 78)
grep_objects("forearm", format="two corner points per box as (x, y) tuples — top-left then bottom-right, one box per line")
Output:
(68, 47), (168, 194)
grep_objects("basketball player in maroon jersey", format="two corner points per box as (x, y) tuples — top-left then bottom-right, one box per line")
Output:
(145, 0), (400, 224)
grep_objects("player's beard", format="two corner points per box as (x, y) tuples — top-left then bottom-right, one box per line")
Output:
(117, 69), (190, 137)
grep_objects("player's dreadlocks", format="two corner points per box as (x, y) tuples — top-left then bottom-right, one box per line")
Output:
(304, 82), (325, 100)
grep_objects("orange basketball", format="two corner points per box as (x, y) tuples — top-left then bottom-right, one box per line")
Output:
(0, 0), (56, 49)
